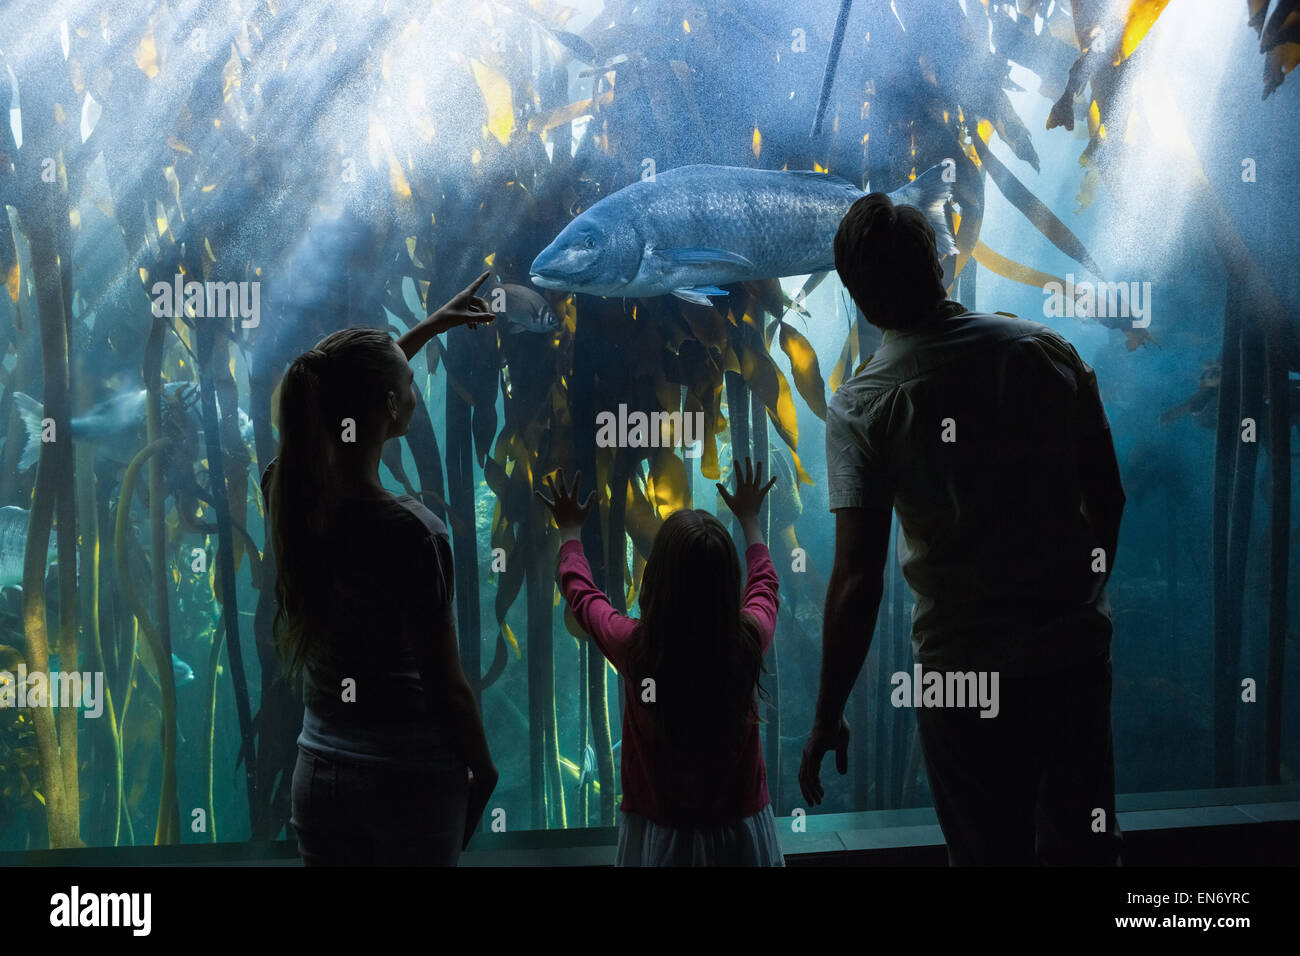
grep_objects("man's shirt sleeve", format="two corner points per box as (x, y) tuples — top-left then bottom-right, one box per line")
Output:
(1069, 342), (1112, 440)
(826, 385), (895, 511)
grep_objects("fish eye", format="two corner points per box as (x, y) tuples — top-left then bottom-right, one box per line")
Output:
(583, 236), (595, 249)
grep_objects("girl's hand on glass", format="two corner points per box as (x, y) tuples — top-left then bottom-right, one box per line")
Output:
(716, 457), (776, 520)
(535, 468), (597, 534)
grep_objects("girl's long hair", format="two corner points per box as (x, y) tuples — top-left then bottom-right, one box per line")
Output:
(626, 508), (769, 774)
(268, 327), (403, 683)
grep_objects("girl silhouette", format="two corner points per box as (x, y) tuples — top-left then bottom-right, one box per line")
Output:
(538, 459), (784, 865)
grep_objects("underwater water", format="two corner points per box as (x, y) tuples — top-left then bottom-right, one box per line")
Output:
(0, 0), (1297, 852)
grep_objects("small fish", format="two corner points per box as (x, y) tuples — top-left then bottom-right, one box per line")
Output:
(1159, 361), (1300, 430)
(12, 382), (254, 470)
(574, 739), (621, 793)
(172, 654), (195, 687)
(530, 163), (956, 305)
(489, 282), (561, 335)
(0, 506), (57, 589)
(576, 743), (596, 793)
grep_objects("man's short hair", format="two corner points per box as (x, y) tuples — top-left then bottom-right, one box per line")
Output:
(834, 192), (948, 330)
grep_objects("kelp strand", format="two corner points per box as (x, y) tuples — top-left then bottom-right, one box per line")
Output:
(144, 315), (179, 845)
(195, 319), (258, 836)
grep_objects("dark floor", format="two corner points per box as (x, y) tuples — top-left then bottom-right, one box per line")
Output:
(1, 785), (1295, 866)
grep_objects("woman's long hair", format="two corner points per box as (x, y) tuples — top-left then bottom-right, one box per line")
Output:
(626, 509), (769, 774)
(268, 327), (404, 682)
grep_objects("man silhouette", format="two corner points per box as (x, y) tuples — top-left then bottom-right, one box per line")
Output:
(798, 190), (1125, 866)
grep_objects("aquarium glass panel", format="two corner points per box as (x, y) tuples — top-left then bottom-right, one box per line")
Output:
(0, 0), (1297, 853)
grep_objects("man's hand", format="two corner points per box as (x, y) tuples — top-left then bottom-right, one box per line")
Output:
(798, 715), (851, 806)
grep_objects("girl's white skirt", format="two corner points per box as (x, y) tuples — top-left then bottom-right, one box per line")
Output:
(616, 803), (786, 867)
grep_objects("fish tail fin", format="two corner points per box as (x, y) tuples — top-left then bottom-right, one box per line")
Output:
(890, 165), (958, 258)
(11, 393), (44, 471)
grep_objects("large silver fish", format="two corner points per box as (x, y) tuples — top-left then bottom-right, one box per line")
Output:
(0, 505), (56, 589)
(11, 382), (254, 471)
(529, 163), (957, 305)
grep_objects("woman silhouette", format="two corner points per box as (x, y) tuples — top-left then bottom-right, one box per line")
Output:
(263, 272), (498, 865)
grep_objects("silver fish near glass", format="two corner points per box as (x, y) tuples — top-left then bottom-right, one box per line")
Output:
(0, 505), (57, 589)
(11, 382), (255, 471)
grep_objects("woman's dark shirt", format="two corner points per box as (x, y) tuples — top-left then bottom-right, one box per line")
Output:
(261, 458), (458, 766)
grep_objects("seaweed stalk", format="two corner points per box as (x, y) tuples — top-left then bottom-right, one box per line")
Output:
(143, 315), (179, 845)
(603, 445), (632, 822)
(530, 492), (565, 829)
(577, 640), (589, 826)
(810, 0), (854, 139)
(724, 370), (751, 544)
(1210, 287), (1241, 787)
(1222, 308), (1263, 786)
(54, 421), (79, 843)
(112, 435), (174, 842)
(193, 318), (257, 835)
(203, 609), (228, 842)
(1263, 325), (1289, 784)
(525, 512), (545, 826)
(20, 226), (72, 847)
(445, 327), (482, 701)
(572, 307), (615, 825)
(76, 444), (120, 844)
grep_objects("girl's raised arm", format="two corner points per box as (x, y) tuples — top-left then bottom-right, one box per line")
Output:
(538, 469), (638, 672)
(719, 458), (781, 649)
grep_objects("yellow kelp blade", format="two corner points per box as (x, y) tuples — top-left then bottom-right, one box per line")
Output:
(1116, 0), (1173, 65)
(627, 550), (645, 609)
(971, 132), (1105, 279)
(739, 338), (798, 447)
(789, 447), (814, 486)
(778, 321), (828, 420)
(972, 241), (1063, 292)
(501, 622), (521, 659)
(646, 449), (689, 519)
(526, 90), (615, 133)
(700, 384), (723, 480)
(623, 477), (661, 558)
(134, 29), (159, 78)
(471, 59), (515, 145)
(769, 368), (799, 450)
(829, 321), (859, 393)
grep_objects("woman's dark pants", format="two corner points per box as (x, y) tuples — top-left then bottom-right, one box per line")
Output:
(290, 745), (469, 866)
